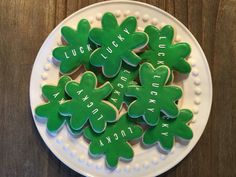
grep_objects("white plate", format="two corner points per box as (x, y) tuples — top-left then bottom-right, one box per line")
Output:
(30, 1), (212, 176)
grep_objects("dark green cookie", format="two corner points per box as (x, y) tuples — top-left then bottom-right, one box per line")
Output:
(98, 63), (139, 110)
(143, 109), (193, 151)
(140, 25), (191, 81)
(35, 76), (72, 135)
(53, 19), (95, 74)
(84, 113), (143, 168)
(59, 71), (118, 133)
(126, 63), (182, 126)
(89, 12), (148, 78)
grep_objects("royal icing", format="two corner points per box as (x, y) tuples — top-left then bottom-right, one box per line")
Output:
(98, 63), (139, 110)
(89, 12), (148, 78)
(84, 113), (143, 168)
(66, 118), (82, 137)
(143, 109), (193, 151)
(59, 71), (118, 133)
(35, 76), (72, 135)
(126, 63), (182, 126)
(140, 25), (191, 81)
(53, 19), (95, 74)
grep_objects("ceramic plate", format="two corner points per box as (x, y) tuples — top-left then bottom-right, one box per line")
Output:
(30, 1), (212, 176)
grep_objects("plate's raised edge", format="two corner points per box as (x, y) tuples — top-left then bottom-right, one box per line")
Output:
(29, 1), (213, 177)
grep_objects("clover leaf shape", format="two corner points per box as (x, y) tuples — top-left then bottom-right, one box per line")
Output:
(53, 19), (95, 74)
(143, 109), (193, 151)
(140, 25), (191, 80)
(35, 76), (72, 135)
(84, 113), (143, 168)
(89, 12), (148, 78)
(126, 63), (182, 126)
(59, 71), (118, 133)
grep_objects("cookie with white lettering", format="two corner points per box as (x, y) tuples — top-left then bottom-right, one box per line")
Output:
(89, 12), (148, 78)
(98, 63), (139, 110)
(84, 113), (143, 168)
(140, 25), (191, 81)
(59, 71), (118, 133)
(126, 63), (182, 126)
(53, 19), (95, 74)
(35, 76), (72, 136)
(143, 109), (193, 151)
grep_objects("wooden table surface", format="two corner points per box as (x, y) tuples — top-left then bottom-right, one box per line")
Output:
(0, 0), (236, 177)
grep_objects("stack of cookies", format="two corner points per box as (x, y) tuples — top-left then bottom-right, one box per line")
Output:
(35, 12), (193, 168)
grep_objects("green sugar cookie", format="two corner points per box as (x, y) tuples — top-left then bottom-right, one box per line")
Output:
(53, 19), (95, 74)
(59, 71), (118, 133)
(89, 12), (148, 78)
(143, 109), (193, 151)
(84, 113), (143, 168)
(98, 63), (139, 110)
(35, 76), (72, 135)
(126, 63), (182, 126)
(140, 25), (191, 81)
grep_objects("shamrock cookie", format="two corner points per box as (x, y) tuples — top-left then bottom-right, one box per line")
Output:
(59, 71), (118, 133)
(140, 25), (191, 81)
(53, 19), (95, 74)
(84, 113), (143, 168)
(126, 63), (182, 126)
(35, 76), (72, 135)
(143, 109), (193, 151)
(98, 63), (139, 110)
(89, 12), (148, 78)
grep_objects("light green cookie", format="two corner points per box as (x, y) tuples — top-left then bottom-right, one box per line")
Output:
(53, 19), (95, 74)
(89, 12), (148, 78)
(143, 109), (193, 151)
(59, 71), (118, 133)
(35, 76), (72, 136)
(84, 113), (143, 168)
(126, 63), (182, 126)
(140, 25), (191, 81)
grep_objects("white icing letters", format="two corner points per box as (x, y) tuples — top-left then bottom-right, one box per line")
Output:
(101, 54), (107, 59)
(106, 136), (111, 143)
(79, 47), (84, 54)
(149, 99), (156, 104)
(162, 123), (169, 128)
(159, 44), (166, 49)
(147, 108), (155, 112)
(53, 92), (60, 98)
(121, 130), (126, 137)
(157, 61), (164, 65)
(112, 41), (118, 47)
(87, 102), (93, 108)
(64, 52), (69, 59)
(92, 108), (98, 115)
(106, 47), (112, 53)
(128, 127), (133, 133)
(76, 89), (83, 95)
(161, 132), (168, 136)
(114, 133), (118, 140)
(97, 114), (103, 121)
(159, 36), (166, 40)
(82, 95), (89, 102)
(123, 28), (130, 34)
(152, 83), (159, 88)
(99, 140), (104, 146)
(150, 91), (158, 96)
(72, 49), (77, 56)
